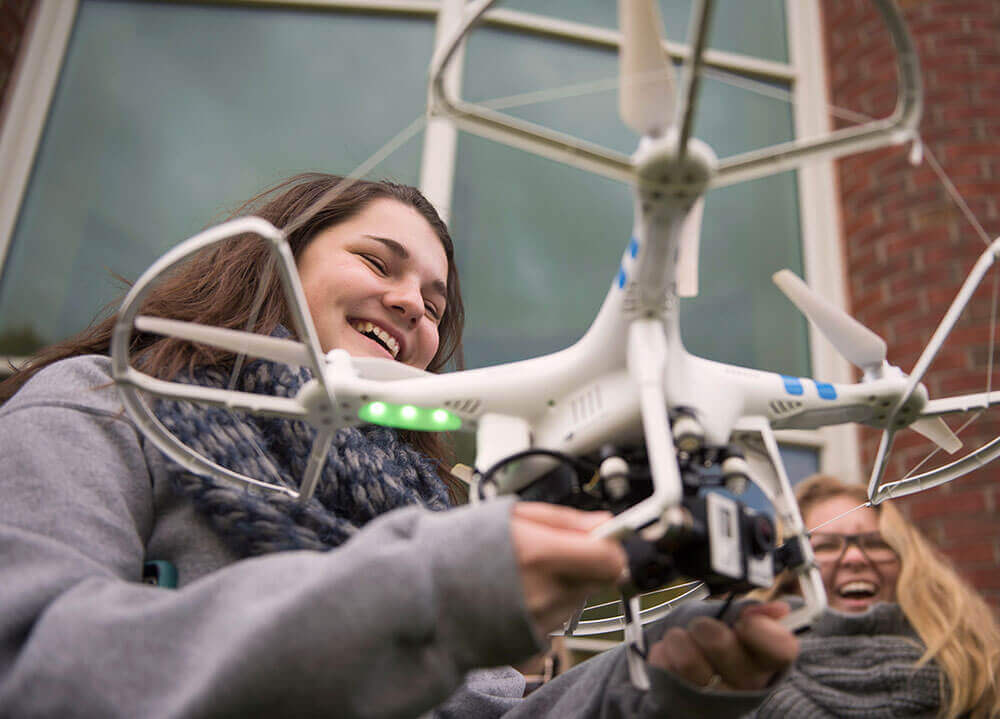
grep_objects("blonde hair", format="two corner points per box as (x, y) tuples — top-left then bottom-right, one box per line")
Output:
(788, 475), (1000, 719)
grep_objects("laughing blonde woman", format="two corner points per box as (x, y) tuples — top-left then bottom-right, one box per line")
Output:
(752, 474), (1000, 719)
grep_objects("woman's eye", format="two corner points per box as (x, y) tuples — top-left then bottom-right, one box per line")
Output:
(362, 254), (388, 274)
(425, 303), (441, 322)
(811, 539), (840, 554)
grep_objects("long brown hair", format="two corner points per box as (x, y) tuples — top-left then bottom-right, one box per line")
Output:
(776, 475), (1000, 719)
(0, 173), (467, 496)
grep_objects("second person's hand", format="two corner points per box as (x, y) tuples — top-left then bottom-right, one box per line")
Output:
(648, 601), (799, 692)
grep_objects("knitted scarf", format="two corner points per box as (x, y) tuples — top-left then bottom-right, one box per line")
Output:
(152, 352), (450, 557)
(751, 603), (941, 718)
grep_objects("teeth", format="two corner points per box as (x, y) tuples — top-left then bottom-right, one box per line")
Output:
(838, 581), (877, 597)
(350, 320), (399, 358)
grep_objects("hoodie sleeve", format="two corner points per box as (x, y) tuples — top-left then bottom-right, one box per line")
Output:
(0, 358), (542, 719)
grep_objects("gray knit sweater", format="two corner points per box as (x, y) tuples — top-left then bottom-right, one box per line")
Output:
(748, 603), (941, 718)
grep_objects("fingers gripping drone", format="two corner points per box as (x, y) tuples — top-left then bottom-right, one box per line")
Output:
(111, 0), (1000, 692)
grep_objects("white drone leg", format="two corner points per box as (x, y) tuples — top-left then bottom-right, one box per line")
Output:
(622, 591), (651, 690)
(735, 417), (826, 630)
(595, 319), (683, 539)
(471, 413), (533, 502)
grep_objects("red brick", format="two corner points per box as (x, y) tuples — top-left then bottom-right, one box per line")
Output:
(901, 486), (988, 521)
(936, 372), (998, 395)
(944, 543), (998, 565)
(966, 568), (1000, 590)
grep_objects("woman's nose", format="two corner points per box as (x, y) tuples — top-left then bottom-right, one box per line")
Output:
(839, 543), (869, 566)
(384, 281), (423, 324)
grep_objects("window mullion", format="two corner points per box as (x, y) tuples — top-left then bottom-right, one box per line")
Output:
(787, 0), (862, 485)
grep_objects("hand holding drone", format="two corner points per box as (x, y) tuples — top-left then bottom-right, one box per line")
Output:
(111, 0), (1000, 691)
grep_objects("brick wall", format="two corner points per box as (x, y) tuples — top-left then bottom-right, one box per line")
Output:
(821, 0), (1000, 609)
(0, 0), (35, 115)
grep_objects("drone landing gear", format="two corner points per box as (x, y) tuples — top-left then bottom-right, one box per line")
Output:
(482, 438), (816, 687)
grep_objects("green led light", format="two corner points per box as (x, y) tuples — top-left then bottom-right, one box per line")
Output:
(358, 401), (462, 431)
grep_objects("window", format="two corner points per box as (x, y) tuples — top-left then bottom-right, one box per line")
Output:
(0, 0), (849, 483)
(0, 0), (433, 355)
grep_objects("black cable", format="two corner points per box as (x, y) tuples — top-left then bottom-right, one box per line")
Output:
(715, 591), (736, 621)
(476, 448), (599, 500)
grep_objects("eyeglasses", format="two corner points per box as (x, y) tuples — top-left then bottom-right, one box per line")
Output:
(809, 531), (898, 564)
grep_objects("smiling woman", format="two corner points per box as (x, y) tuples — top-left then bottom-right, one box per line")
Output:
(805, 495), (901, 614)
(297, 197), (449, 369)
(755, 475), (1000, 719)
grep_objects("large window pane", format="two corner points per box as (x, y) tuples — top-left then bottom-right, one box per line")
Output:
(0, 1), (432, 353)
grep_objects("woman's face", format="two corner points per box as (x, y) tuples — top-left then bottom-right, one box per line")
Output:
(804, 496), (900, 613)
(297, 198), (448, 370)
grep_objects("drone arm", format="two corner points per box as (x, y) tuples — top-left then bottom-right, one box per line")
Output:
(133, 316), (313, 368)
(921, 391), (1000, 417)
(115, 367), (308, 420)
(430, 88), (634, 185)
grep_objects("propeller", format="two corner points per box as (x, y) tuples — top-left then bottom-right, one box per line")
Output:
(910, 417), (962, 454)
(619, 0), (676, 137)
(134, 316), (313, 368)
(772, 270), (886, 372)
(772, 271), (961, 453)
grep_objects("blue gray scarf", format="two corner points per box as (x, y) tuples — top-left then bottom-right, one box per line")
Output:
(153, 354), (450, 557)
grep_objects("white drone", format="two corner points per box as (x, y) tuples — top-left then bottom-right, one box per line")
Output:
(111, 0), (1000, 689)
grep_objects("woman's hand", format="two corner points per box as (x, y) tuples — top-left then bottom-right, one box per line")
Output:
(648, 601), (799, 691)
(510, 502), (626, 636)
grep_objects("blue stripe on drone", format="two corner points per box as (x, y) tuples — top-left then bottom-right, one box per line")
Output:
(815, 381), (837, 400)
(781, 375), (804, 395)
(629, 236), (639, 258)
(617, 267), (627, 288)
